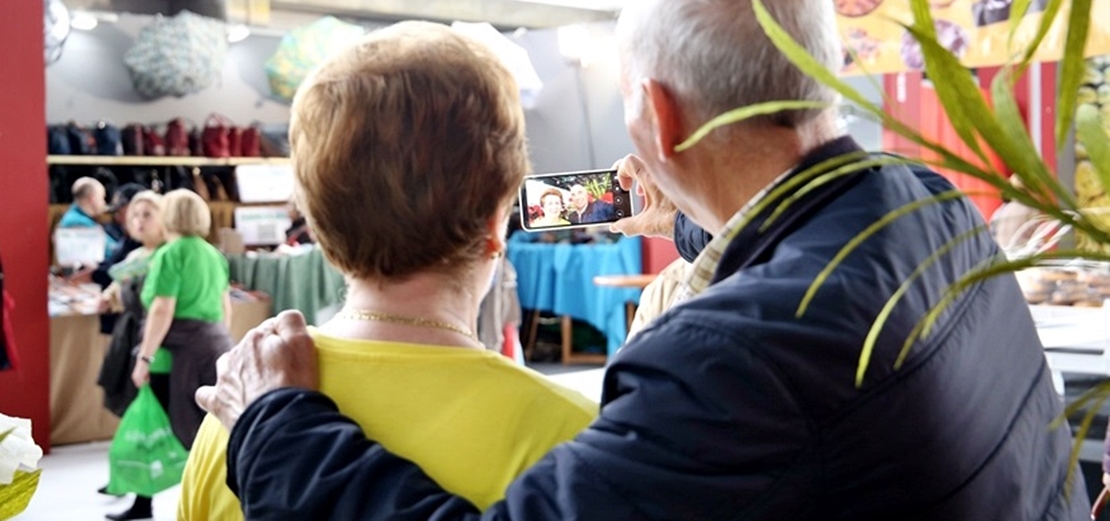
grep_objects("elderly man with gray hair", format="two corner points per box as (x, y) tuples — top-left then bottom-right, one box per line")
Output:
(58, 176), (119, 260)
(197, 1), (1086, 519)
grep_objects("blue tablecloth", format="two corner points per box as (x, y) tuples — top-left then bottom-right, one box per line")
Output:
(507, 234), (642, 356)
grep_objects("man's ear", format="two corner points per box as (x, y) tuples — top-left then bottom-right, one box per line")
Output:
(642, 78), (683, 161)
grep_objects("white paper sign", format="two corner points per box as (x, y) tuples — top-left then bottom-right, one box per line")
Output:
(53, 227), (106, 266)
(235, 164), (295, 203)
(234, 206), (292, 246)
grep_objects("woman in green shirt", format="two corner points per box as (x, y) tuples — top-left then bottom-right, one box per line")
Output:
(110, 189), (233, 521)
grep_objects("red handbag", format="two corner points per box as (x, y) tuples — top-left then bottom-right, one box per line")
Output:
(144, 126), (165, 156)
(239, 125), (261, 157)
(202, 114), (233, 158)
(165, 118), (191, 156)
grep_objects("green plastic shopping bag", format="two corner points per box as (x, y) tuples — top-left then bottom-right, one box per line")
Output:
(106, 385), (188, 496)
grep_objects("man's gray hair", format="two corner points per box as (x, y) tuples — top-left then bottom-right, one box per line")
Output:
(616, 0), (841, 130)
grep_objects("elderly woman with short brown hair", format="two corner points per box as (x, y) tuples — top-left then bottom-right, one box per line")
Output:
(178, 21), (596, 521)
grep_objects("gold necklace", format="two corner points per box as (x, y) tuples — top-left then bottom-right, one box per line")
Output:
(336, 308), (480, 343)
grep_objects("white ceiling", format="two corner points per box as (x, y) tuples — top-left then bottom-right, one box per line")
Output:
(65, 0), (627, 29)
(512, 0), (631, 11)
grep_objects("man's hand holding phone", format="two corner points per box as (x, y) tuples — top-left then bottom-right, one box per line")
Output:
(609, 154), (677, 240)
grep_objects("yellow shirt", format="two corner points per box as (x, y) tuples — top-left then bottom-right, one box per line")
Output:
(178, 330), (598, 520)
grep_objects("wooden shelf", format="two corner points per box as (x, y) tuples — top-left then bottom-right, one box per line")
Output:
(47, 155), (290, 167)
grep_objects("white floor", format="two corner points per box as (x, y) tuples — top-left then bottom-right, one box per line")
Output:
(12, 366), (605, 520)
(14, 441), (180, 520)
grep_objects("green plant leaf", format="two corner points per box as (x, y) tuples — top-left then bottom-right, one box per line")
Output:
(1017, 0), (1067, 72)
(907, 0), (990, 165)
(675, 100), (831, 153)
(1007, 0), (1035, 48)
(1056, 0), (1093, 148)
(723, 152), (875, 241)
(752, 0), (991, 189)
(796, 189), (968, 317)
(0, 467), (42, 520)
(990, 67), (1078, 209)
(761, 156), (912, 232)
(1077, 103), (1110, 192)
(858, 225), (988, 387)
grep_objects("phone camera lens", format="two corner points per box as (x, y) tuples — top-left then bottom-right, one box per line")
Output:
(614, 196), (623, 204)
(616, 210), (625, 217)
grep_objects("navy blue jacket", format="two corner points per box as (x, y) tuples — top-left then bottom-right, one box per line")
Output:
(226, 137), (1087, 520)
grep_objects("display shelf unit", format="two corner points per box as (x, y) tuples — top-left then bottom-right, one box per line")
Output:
(47, 155), (290, 166)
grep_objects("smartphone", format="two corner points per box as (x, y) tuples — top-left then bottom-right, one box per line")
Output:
(518, 168), (637, 232)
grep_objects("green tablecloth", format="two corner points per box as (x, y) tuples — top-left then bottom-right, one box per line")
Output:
(226, 247), (346, 326)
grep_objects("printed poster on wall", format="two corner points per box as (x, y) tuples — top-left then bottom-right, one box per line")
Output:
(836, 0), (1110, 75)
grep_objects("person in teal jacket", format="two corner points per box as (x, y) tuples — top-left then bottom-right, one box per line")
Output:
(57, 177), (118, 259)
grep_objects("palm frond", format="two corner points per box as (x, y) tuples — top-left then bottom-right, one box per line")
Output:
(761, 156), (912, 232)
(1017, 0), (1068, 74)
(1077, 104), (1110, 192)
(1055, 0), (1094, 148)
(906, 0), (991, 166)
(674, 100), (831, 152)
(796, 189), (968, 317)
(859, 225), (989, 387)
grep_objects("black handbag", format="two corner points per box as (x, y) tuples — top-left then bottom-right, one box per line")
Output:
(65, 121), (97, 155)
(95, 121), (123, 156)
(47, 125), (71, 155)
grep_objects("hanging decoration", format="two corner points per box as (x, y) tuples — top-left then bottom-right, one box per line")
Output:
(43, 0), (70, 66)
(123, 11), (229, 98)
(264, 17), (366, 103)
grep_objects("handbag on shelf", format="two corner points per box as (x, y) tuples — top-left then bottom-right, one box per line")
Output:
(201, 114), (234, 158)
(189, 127), (204, 157)
(165, 118), (191, 157)
(121, 124), (145, 156)
(239, 124), (261, 157)
(65, 122), (97, 155)
(94, 121), (122, 156)
(47, 125), (71, 155)
(143, 126), (165, 156)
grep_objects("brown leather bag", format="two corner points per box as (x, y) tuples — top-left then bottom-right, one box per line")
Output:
(121, 124), (145, 156)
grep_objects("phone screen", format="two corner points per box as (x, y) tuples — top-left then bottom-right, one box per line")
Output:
(518, 168), (635, 232)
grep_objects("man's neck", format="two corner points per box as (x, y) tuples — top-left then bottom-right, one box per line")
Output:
(75, 201), (96, 218)
(691, 120), (841, 232)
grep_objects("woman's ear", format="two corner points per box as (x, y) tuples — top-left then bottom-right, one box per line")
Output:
(642, 78), (683, 161)
(485, 206), (510, 257)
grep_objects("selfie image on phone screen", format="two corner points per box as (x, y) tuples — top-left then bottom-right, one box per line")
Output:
(518, 168), (636, 232)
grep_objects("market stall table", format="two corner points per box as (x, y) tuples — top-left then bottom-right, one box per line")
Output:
(48, 278), (271, 445)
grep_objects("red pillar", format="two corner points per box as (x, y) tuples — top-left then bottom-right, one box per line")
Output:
(0, 2), (51, 451)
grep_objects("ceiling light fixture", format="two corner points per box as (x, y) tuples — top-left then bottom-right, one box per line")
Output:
(227, 24), (251, 43)
(70, 11), (98, 31)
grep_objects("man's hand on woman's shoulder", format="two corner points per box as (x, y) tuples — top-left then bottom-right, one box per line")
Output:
(196, 310), (319, 431)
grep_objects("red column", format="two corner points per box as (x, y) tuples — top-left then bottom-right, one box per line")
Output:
(0, 2), (51, 451)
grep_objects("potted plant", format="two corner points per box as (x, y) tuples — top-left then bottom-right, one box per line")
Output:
(681, 0), (1110, 489)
